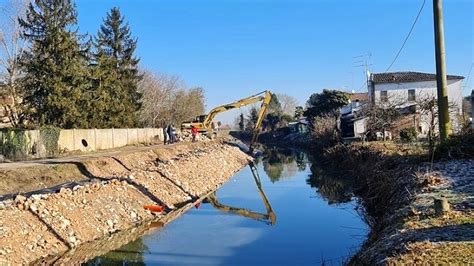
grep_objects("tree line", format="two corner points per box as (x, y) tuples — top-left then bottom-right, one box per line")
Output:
(0, 0), (204, 129)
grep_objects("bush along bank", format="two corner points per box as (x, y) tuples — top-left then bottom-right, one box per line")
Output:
(318, 141), (473, 265)
(0, 140), (252, 264)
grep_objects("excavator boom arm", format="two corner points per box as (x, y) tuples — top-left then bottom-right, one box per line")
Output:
(202, 91), (271, 128)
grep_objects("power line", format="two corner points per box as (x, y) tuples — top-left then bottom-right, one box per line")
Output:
(385, 0), (426, 72)
(462, 63), (473, 93)
(354, 81), (367, 93)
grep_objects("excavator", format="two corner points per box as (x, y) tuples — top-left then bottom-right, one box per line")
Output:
(205, 161), (276, 225)
(183, 91), (276, 224)
(181, 90), (272, 153)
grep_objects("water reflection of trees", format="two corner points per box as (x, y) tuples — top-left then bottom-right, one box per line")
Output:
(259, 147), (307, 182)
(86, 238), (147, 265)
(306, 163), (354, 205)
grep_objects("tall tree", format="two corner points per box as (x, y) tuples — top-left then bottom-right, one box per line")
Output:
(267, 92), (282, 114)
(19, 0), (89, 128)
(0, 0), (29, 127)
(238, 113), (245, 131)
(91, 7), (141, 128)
(277, 93), (298, 116)
(246, 106), (259, 132)
(138, 70), (205, 127)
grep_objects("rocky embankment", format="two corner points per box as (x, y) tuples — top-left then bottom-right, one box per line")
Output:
(0, 140), (252, 264)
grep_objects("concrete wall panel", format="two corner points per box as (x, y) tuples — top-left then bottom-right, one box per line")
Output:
(58, 130), (75, 152)
(95, 129), (114, 150)
(73, 129), (96, 152)
(113, 129), (128, 148)
(127, 128), (138, 146)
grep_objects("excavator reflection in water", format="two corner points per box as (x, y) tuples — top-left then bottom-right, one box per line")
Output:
(205, 161), (276, 225)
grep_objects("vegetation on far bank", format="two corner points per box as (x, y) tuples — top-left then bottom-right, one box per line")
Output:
(314, 133), (473, 264)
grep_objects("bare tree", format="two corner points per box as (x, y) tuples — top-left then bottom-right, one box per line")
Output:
(416, 95), (437, 152)
(361, 94), (405, 140)
(0, 0), (29, 127)
(139, 70), (180, 127)
(416, 93), (459, 153)
(139, 70), (205, 128)
(277, 93), (298, 116)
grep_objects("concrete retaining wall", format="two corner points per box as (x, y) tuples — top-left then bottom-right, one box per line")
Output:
(58, 128), (163, 152)
(1, 128), (164, 159)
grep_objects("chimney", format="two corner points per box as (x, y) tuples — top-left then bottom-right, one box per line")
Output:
(367, 72), (375, 105)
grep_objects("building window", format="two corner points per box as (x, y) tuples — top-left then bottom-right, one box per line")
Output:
(380, 91), (388, 102)
(408, 89), (416, 101)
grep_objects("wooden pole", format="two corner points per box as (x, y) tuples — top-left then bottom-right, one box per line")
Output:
(433, 0), (452, 141)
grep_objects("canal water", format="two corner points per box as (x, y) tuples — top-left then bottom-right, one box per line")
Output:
(87, 148), (368, 265)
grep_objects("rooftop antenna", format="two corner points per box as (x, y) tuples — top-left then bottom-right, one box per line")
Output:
(353, 52), (373, 93)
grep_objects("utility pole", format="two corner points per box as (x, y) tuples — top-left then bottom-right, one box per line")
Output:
(433, 0), (451, 141)
(471, 90), (474, 130)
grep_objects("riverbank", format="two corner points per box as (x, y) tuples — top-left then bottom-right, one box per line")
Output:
(0, 140), (252, 264)
(318, 141), (473, 264)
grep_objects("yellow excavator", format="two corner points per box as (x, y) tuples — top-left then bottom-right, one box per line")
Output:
(205, 162), (276, 225)
(181, 90), (272, 152)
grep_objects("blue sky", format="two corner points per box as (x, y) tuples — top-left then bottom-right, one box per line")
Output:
(77, 0), (472, 122)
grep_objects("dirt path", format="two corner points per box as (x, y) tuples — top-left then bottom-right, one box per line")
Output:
(0, 144), (166, 170)
(0, 141), (211, 196)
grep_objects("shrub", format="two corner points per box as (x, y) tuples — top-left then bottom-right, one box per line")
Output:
(0, 129), (30, 160)
(311, 114), (339, 150)
(399, 127), (418, 142)
(39, 126), (61, 156)
(435, 132), (474, 159)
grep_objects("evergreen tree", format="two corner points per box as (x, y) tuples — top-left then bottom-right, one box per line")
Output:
(304, 89), (349, 119)
(19, 0), (89, 128)
(294, 106), (304, 120)
(268, 93), (282, 114)
(238, 113), (245, 131)
(91, 7), (141, 128)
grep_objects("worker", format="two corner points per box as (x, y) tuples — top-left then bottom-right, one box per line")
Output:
(171, 125), (176, 143)
(167, 125), (174, 144)
(163, 126), (168, 145)
(191, 125), (198, 142)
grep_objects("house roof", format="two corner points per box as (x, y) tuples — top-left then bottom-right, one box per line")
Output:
(371, 71), (464, 84)
(350, 93), (368, 102)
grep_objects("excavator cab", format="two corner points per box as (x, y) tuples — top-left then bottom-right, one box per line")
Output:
(194, 115), (206, 123)
(205, 161), (276, 225)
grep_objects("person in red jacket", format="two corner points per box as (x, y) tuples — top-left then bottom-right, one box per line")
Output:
(191, 125), (199, 142)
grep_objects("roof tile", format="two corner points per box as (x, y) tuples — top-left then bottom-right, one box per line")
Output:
(371, 71), (464, 84)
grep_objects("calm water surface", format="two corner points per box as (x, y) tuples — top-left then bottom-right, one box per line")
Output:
(87, 148), (367, 265)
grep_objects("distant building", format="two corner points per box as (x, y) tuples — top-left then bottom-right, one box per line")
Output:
(341, 93), (369, 139)
(288, 117), (309, 134)
(341, 71), (465, 139)
(368, 71), (464, 136)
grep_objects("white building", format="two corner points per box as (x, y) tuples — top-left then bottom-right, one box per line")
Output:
(369, 71), (464, 136)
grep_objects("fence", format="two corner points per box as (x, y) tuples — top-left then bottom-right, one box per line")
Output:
(0, 127), (164, 159)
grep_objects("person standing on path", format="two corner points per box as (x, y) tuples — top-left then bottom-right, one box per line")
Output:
(167, 125), (173, 144)
(191, 125), (198, 142)
(163, 126), (168, 145)
(171, 125), (177, 143)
